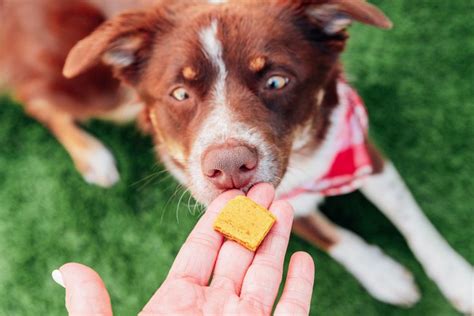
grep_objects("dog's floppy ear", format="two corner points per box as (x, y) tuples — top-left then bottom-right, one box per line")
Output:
(300, 0), (392, 34)
(63, 9), (171, 83)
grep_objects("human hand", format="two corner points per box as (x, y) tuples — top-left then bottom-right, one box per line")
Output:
(52, 183), (315, 315)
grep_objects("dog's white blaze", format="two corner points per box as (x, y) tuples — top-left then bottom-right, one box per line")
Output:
(199, 19), (227, 109)
(189, 20), (277, 203)
(277, 82), (349, 199)
(361, 162), (474, 313)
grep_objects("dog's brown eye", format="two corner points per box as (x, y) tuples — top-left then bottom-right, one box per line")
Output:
(171, 87), (189, 101)
(266, 76), (289, 90)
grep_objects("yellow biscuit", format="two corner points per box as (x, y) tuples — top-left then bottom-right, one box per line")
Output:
(213, 196), (276, 251)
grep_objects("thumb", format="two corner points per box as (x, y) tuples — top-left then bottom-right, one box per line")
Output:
(52, 263), (113, 316)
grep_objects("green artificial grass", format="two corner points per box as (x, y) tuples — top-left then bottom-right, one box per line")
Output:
(0, 1), (472, 315)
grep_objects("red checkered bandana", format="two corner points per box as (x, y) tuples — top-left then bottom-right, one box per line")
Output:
(281, 79), (373, 199)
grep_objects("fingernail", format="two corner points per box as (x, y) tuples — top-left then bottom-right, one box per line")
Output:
(51, 269), (65, 288)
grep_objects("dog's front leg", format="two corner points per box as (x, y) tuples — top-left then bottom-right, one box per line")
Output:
(361, 161), (473, 314)
(26, 99), (120, 188)
(289, 193), (420, 306)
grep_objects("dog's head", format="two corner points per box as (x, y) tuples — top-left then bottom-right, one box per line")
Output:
(64, 0), (391, 204)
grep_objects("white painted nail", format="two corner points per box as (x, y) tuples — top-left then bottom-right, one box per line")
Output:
(51, 269), (65, 288)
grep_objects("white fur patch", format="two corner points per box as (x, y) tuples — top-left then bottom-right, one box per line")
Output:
(306, 5), (353, 34)
(361, 163), (474, 314)
(291, 122), (314, 152)
(188, 20), (278, 204)
(330, 228), (421, 306)
(286, 192), (324, 217)
(316, 89), (325, 107)
(102, 51), (135, 68)
(82, 145), (120, 188)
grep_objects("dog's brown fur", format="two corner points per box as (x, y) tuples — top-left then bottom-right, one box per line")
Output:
(0, 0), (391, 264)
(3, 2), (473, 313)
(1, 0), (390, 190)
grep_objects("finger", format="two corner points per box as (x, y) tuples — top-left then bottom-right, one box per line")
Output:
(167, 189), (243, 285)
(274, 252), (315, 316)
(55, 263), (113, 316)
(247, 182), (275, 207)
(210, 183), (275, 293)
(240, 200), (294, 314)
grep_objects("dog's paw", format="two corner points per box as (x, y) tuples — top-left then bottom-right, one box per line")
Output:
(77, 145), (120, 188)
(330, 229), (420, 307)
(354, 246), (421, 307)
(426, 251), (473, 315)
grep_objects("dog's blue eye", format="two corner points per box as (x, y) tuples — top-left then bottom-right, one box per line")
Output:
(266, 76), (289, 90)
(171, 87), (189, 101)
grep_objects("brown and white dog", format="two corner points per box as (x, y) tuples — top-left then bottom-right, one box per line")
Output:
(1, 0), (472, 313)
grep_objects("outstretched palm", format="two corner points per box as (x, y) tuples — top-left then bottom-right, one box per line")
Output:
(55, 184), (315, 315)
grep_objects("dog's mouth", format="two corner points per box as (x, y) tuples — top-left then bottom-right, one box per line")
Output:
(187, 137), (282, 205)
(190, 177), (280, 206)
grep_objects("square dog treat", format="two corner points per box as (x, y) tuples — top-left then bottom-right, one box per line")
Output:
(213, 196), (276, 251)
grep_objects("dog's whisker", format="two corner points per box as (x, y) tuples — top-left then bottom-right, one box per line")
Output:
(191, 201), (198, 216)
(160, 183), (183, 224)
(131, 172), (159, 188)
(131, 168), (170, 190)
(197, 205), (206, 218)
(186, 193), (194, 215)
(173, 187), (187, 221)
(136, 172), (173, 192)
(175, 188), (190, 224)
(191, 200), (204, 216)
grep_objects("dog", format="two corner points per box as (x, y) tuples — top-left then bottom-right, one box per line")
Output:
(1, 0), (472, 313)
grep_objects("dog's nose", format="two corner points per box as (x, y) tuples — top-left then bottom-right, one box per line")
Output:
(202, 144), (258, 190)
